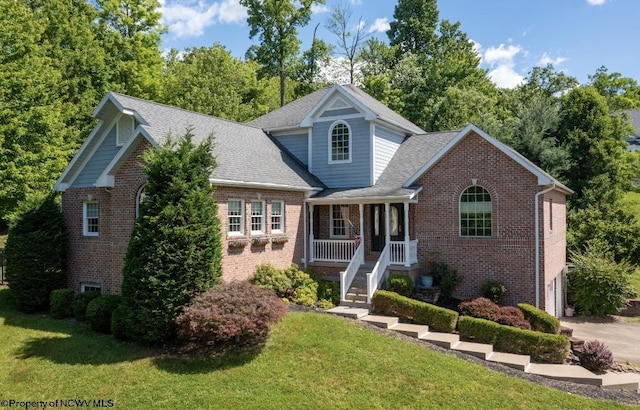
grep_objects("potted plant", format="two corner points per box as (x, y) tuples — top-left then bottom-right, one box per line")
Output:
(564, 307), (575, 317)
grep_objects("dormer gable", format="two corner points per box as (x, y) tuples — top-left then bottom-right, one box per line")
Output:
(300, 85), (377, 127)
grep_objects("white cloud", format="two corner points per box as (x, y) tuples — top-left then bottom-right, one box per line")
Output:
(161, 0), (246, 39)
(537, 52), (567, 67)
(368, 17), (390, 34)
(311, 4), (329, 14)
(483, 44), (524, 89)
(586, 0), (607, 5)
(350, 0), (363, 4)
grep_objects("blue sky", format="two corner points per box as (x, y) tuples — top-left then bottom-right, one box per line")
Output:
(159, 0), (640, 89)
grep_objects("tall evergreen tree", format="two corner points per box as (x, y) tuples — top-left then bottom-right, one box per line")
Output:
(119, 131), (223, 344)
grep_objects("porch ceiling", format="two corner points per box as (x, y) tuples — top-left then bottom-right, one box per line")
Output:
(306, 186), (421, 204)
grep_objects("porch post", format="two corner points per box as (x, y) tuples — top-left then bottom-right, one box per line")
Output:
(384, 203), (391, 248)
(309, 204), (315, 263)
(404, 203), (410, 267)
(358, 203), (364, 249)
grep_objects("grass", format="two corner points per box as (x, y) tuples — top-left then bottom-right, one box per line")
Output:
(0, 288), (635, 409)
(622, 192), (640, 295)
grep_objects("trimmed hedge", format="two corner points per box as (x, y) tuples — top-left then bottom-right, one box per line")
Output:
(73, 290), (101, 321)
(372, 290), (458, 333)
(457, 315), (569, 363)
(86, 295), (122, 334)
(495, 325), (569, 364)
(49, 289), (75, 319)
(457, 316), (500, 344)
(517, 303), (560, 334)
(387, 274), (413, 297)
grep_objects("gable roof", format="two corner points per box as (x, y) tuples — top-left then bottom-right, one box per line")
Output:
(247, 84), (425, 135)
(55, 92), (324, 192)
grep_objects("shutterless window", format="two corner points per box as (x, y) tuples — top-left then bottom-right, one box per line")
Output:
(331, 204), (349, 237)
(228, 200), (244, 235)
(271, 201), (284, 233)
(330, 122), (350, 162)
(251, 201), (265, 233)
(135, 185), (146, 219)
(460, 186), (492, 237)
(83, 201), (99, 236)
(81, 284), (101, 293)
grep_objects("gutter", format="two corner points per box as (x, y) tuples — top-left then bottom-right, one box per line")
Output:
(534, 183), (556, 309)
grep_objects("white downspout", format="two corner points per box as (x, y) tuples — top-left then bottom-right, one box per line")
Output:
(303, 199), (308, 268)
(535, 183), (556, 309)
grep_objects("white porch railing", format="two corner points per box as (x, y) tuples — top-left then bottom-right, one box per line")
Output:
(340, 241), (364, 302)
(389, 240), (419, 265)
(313, 239), (356, 262)
(367, 244), (390, 304)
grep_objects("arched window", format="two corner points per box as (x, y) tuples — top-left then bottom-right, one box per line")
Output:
(329, 121), (351, 163)
(135, 185), (146, 219)
(460, 186), (492, 237)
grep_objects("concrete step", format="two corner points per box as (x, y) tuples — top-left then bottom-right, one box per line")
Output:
(451, 341), (494, 360)
(601, 372), (640, 391)
(527, 363), (603, 386)
(340, 300), (371, 309)
(327, 306), (369, 319)
(487, 352), (531, 371)
(418, 332), (460, 349)
(345, 292), (368, 302)
(389, 323), (429, 338)
(361, 315), (399, 329)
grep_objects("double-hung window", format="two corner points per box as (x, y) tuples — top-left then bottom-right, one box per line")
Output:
(331, 204), (349, 238)
(271, 201), (284, 233)
(83, 201), (99, 236)
(329, 121), (351, 163)
(460, 186), (492, 237)
(251, 201), (265, 234)
(228, 200), (244, 235)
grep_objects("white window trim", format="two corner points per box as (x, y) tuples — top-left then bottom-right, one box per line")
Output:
(328, 120), (352, 164)
(459, 186), (492, 238)
(80, 283), (101, 293)
(251, 200), (266, 234)
(330, 204), (349, 239)
(135, 184), (146, 219)
(271, 201), (285, 233)
(83, 201), (99, 237)
(228, 199), (245, 236)
(116, 115), (134, 147)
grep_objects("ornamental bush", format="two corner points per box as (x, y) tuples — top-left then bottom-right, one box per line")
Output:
(5, 193), (69, 312)
(175, 281), (287, 352)
(481, 279), (507, 304)
(426, 261), (460, 299)
(73, 290), (101, 321)
(568, 242), (637, 315)
(580, 340), (614, 372)
(49, 289), (75, 319)
(315, 276), (340, 308)
(373, 290), (458, 333)
(496, 306), (531, 330)
(387, 274), (414, 297)
(86, 295), (122, 334)
(458, 297), (501, 322)
(250, 263), (319, 307)
(518, 303), (560, 334)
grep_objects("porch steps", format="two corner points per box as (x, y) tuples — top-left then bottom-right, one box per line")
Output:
(326, 310), (640, 392)
(340, 265), (372, 309)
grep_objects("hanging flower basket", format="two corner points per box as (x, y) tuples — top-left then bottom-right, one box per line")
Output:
(270, 236), (289, 245)
(228, 239), (249, 249)
(251, 237), (270, 247)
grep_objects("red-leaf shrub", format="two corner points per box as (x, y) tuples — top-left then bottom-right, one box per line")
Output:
(580, 340), (614, 372)
(458, 297), (500, 321)
(496, 306), (531, 330)
(175, 281), (287, 351)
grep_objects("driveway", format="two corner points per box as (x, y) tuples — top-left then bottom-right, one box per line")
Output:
(560, 316), (640, 364)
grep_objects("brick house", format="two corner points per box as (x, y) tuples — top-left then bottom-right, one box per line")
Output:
(54, 84), (572, 316)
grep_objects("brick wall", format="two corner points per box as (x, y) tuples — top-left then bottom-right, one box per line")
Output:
(62, 140), (307, 294)
(412, 131), (567, 307)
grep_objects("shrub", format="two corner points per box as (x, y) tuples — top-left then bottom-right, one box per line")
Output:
(426, 261), (460, 299)
(458, 297), (500, 321)
(73, 290), (101, 321)
(373, 290), (458, 333)
(251, 263), (293, 298)
(496, 306), (531, 330)
(251, 264), (322, 307)
(86, 295), (122, 334)
(5, 193), (69, 312)
(518, 303), (560, 334)
(481, 280), (507, 304)
(494, 325), (570, 364)
(387, 274), (413, 297)
(175, 281), (287, 352)
(49, 289), (75, 319)
(119, 132), (223, 344)
(285, 265), (318, 307)
(457, 316), (500, 344)
(111, 305), (132, 341)
(316, 277), (340, 307)
(568, 242), (637, 315)
(580, 340), (614, 372)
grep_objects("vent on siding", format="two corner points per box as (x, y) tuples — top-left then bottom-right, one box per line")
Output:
(117, 115), (134, 146)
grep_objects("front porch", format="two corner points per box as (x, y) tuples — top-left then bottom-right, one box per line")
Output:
(306, 202), (419, 306)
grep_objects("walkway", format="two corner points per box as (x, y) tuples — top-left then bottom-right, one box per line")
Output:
(328, 306), (640, 392)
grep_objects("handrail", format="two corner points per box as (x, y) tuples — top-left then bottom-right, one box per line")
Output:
(340, 241), (364, 302)
(367, 243), (390, 304)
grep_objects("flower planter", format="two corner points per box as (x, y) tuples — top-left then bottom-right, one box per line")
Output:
(420, 275), (434, 287)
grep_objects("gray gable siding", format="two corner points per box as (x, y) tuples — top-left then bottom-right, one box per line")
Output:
(272, 133), (309, 166)
(319, 107), (360, 118)
(311, 117), (371, 188)
(373, 126), (405, 183)
(71, 125), (120, 188)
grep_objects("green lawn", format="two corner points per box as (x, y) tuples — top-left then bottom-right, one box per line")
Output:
(0, 289), (634, 409)
(624, 192), (640, 294)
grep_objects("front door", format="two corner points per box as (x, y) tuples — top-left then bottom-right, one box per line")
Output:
(371, 203), (404, 252)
